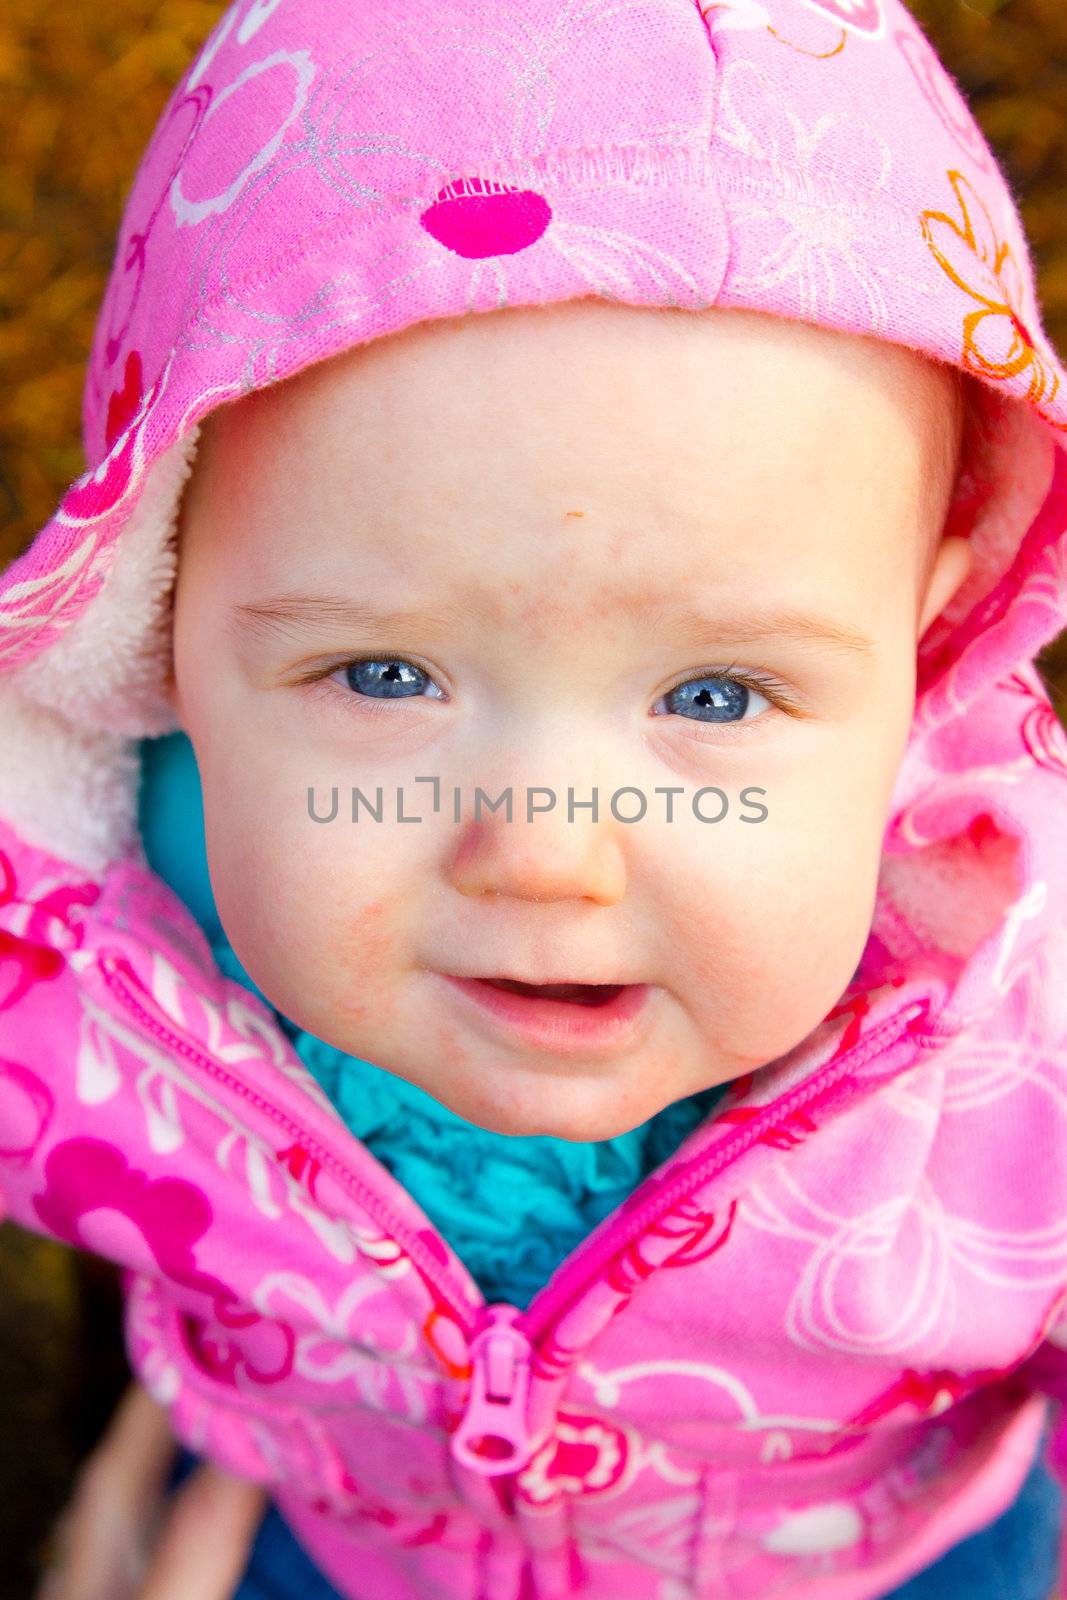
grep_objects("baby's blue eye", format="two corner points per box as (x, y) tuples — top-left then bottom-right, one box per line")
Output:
(657, 674), (771, 723)
(325, 660), (775, 723)
(337, 657), (445, 700)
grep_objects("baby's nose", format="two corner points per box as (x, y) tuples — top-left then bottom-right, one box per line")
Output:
(448, 803), (627, 907)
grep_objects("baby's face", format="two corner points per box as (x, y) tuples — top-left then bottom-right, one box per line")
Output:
(168, 302), (969, 1140)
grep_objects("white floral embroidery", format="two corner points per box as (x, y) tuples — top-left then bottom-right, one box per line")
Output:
(714, 59), (934, 330)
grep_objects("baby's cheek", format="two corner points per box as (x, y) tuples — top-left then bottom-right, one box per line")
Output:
(202, 812), (333, 1003)
(325, 899), (403, 1023)
(680, 821), (873, 1055)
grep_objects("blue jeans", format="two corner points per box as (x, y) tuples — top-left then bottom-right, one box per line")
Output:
(879, 1423), (1063, 1600)
(168, 1426), (1064, 1600)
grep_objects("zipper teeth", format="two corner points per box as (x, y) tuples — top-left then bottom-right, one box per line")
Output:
(99, 953), (484, 1339)
(519, 999), (932, 1341)
(102, 947), (932, 1359)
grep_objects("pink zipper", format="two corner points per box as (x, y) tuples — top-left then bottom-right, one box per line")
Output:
(450, 1304), (536, 1476)
(519, 996), (933, 1342)
(97, 947), (544, 1477)
(96, 945), (932, 1481)
(96, 948), (486, 1331)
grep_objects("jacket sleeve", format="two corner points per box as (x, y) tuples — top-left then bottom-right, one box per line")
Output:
(0, 656), (155, 1236)
(0, 809), (108, 1237)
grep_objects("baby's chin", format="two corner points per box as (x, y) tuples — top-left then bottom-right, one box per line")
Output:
(436, 1092), (651, 1143)
(393, 1057), (709, 1143)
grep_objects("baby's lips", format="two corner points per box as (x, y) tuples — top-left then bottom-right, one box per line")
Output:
(479, 977), (628, 1006)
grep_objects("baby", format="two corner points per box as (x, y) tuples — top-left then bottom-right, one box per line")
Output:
(167, 301), (971, 1144)
(4, 2), (1067, 1599)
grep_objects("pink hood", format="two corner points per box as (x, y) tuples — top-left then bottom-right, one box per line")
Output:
(3, 2), (1067, 1597)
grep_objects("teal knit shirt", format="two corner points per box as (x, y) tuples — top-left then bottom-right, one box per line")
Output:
(137, 731), (729, 1311)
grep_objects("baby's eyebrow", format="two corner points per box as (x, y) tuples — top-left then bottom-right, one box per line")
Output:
(229, 591), (876, 661)
(649, 601), (877, 661)
(229, 594), (468, 644)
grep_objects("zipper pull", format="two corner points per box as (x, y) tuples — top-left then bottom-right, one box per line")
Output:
(450, 1304), (536, 1477)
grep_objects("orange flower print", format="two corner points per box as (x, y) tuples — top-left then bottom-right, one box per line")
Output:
(921, 170), (1067, 432)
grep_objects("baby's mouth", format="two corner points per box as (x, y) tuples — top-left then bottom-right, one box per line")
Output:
(441, 973), (653, 1051)
(479, 978), (626, 1007)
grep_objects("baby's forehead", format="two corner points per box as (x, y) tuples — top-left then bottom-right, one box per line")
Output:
(206, 299), (960, 425)
(181, 308), (966, 587)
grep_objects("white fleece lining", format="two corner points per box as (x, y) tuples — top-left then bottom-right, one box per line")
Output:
(14, 429), (199, 735)
(0, 430), (199, 874)
(0, 686), (142, 875)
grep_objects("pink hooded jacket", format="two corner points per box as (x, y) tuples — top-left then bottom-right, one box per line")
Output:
(3, 2), (1067, 1596)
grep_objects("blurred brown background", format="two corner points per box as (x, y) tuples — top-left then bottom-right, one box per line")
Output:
(0, 1), (1065, 1594)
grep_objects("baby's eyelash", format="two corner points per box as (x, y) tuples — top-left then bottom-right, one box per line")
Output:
(288, 655), (405, 688)
(291, 655), (810, 722)
(294, 654), (443, 717)
(665, 662), (807, 717)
